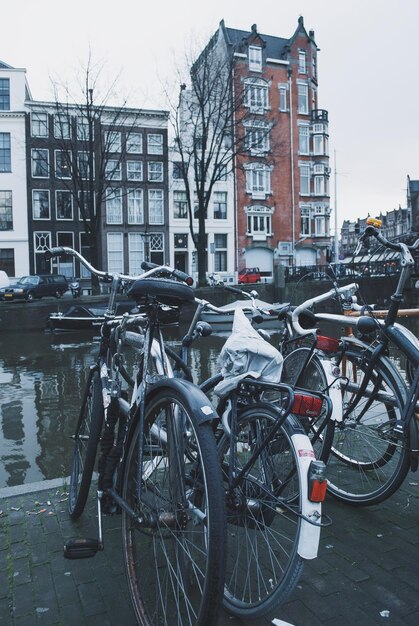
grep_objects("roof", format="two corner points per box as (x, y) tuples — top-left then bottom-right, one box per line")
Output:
(408, 179), (419, 193)
(0, 61), (14, 69)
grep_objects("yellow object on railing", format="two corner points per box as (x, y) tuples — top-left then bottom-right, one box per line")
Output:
(366, 217), (382, 228)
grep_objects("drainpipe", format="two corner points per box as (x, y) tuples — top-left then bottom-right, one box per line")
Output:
(288, 68), (295, 266)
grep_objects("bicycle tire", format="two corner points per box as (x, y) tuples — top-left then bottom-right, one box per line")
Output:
(218, 403), (305, 619)
(281, 348), (335, 462)
(68, 369), (104, 520)
(326, 346), (410, 505)
(121, 387), (226, 626)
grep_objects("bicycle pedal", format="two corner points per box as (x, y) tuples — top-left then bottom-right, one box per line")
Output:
(63, 537), (102, 559)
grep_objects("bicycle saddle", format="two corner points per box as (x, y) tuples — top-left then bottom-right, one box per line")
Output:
(127, 277), (195, 307)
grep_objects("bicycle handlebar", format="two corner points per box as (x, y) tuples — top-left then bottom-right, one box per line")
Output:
(360, 226), (419, 254)
(141, 260), (194, 286)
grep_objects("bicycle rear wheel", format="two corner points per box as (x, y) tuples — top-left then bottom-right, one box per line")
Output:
(218, 403), (306, 619)
(68, 368), (104, 520)
(326, 347), (410, 505)
(122, 387), (225, 626)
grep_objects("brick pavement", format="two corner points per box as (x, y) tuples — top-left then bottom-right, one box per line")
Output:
(0, 477), (418, 625)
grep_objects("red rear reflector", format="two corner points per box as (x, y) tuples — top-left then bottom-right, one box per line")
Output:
(186, 277), (194, 286)
(292, 394), (323, 418)
(316, 335), (339, 353)
(310, 479), (327, 502)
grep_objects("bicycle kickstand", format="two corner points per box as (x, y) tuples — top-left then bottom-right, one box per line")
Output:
(63, 491), (105, 559)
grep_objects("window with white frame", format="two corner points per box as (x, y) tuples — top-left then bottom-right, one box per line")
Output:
(78, 151), (91, 180)
(32, 190), (50, 219)
(149, 233), (164, 265)
(172, 161), (183, 179)
(148, 161), (163, 182)
(278, 84), (287, 112)
(34, 233), (52, 267)
(0, 191), (12, 230)
(107, 232), (123, 273)
(147, 134), (163, 155)
(56, 190), (73, 220)
(127, 160), (142, 181)
(148, 189), (164, 224)
(298, 125), (309, 154)
(127, 189), (144, 224)
(314, 175), (325, 196)
(246, 206), (272, 238)
(248, 46), (262, 72)
(173, 190), (188, 219)
(105, 159), (122, 180)
(312, 54), (317, 79)
(174, 233), (188, 248)
(106, 188), (123, 224)
(126, 132), (142, 154)
(214, 234), (227, 272)
(56, 232), (74, 277)
(244, 121), (270, 154)
(315, 215), (325, 236)
(244, 79), (269, 111)
(313, 134), (325, 155)
(0, 78), (10, 110)
(31, 112), (48, 137)
(299, 164), (310, 195)
(31, 148), (49, 178)
(297, 83), (309, 114)
(77, 116), (89, 141)
(128, 232), (145, 274)
(301, 205), (311, 235)
(79, 232), (92, 277)
(0, 133), (11, 172)
(298, 50), (307, 74)
(105, 130), (121, 153)
(55, 150), (71, 178)
(78, 190), (93, 220)
(54, 114), (71, 139)
(245, 163), (271, 198)
(213, 191), (227, 219)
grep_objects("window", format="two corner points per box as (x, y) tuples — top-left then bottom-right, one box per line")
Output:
(298, 50), (307, 74)
(106, 188), (122, 224)
(245, 163), (271, 198)
(312, 54), (317, 80)
(54, 115), (71, 139)
(78, 190), (93, 220)
(297, 83), (309, 114)
(147, 134), (163, 155)
(315, 215), (325, 236)
(245, 122), (270, 154)
(31, 148), (49, 177)
(77, 116), (89, 141)
(55, 150), (71, 178)
(298, 125), (309, 154)
(244, 79), (269, 111)
(105, 130), (121, 153)
(278, 84), (287, 112)
(173, 190), (188, 219)
(314, 175), (325, 196)
(127, 189), (144, 224)
(174, 233), (188, 248)
(31, 112), (48, 137)
(248, 46), (262, 72)
(34, 232), (52, 272)
(128, 232), (144, 274)
(301, 206), (311, 235)
(56, 190), (73, 219)
(0, 248), (14, 275)
(78, 151), (91, 179)
(0, 78), (10, 110)
(0, 133), (11, 172)
(299, 164), (310, 195)
(126, 132), (142, 153)
(79, 232), (92, 277)
(127, 160), (142, 181)
(149, 233), (164, 265)
(0, 191), (12, 230)
(32, 190), (50, 219)
(214, 234), (227, 272)
(105, 159), (121, 180)
(107, 233), (123, 273)
(213, 191), (227, 219)
(56, 232), (74, 277)
(148, 190), (164, 224)
(246, 206), (272, 238)
(172, 161), (183, 179)
(148, 161), (163, 182)
(313, 134), (324, 155)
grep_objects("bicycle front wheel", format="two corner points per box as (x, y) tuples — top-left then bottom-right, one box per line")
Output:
(218, 403), (305, 619)
(122, 388), (226, 626)
(68, 368), (104, 520)
(326, 347), (410, 505)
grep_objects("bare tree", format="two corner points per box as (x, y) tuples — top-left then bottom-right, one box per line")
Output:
(50, 55), (143, 292)
(168, 34), (276, 286)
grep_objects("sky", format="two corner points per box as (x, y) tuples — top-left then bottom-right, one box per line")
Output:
(3, 0), (419, 230)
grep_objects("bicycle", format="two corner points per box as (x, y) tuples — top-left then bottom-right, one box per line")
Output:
(44, 246), (226, 626)
(280, 221), (419, 505)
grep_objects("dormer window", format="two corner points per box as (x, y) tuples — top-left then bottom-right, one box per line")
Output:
(248, 46), (262, 72)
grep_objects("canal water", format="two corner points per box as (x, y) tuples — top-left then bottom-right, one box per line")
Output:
(0, 319), (418, 488)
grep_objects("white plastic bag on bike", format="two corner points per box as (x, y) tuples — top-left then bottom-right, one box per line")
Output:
(214, 307), (283, 398)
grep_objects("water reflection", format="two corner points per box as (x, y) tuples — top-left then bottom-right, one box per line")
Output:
(0, 317), (417, 488)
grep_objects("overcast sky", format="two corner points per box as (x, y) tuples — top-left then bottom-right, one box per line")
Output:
(3, 0), (418, 229)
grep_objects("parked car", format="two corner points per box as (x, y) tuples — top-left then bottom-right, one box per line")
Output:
(1, 275), (69, 302)
(238, 267), (261, 284)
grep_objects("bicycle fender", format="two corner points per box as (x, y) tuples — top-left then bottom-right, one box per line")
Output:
(319, 358), (343, 422)
(145, 378), (218, 425)
(291, 433), (322, 560)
